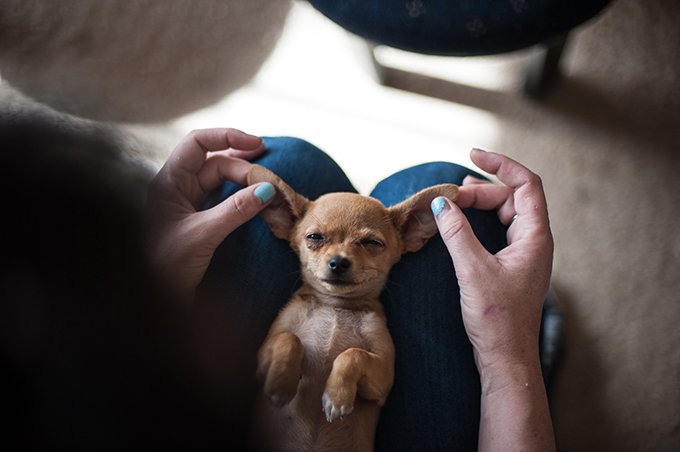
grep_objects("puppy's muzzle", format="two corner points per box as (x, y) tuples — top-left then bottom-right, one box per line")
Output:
(327, 256), (351, 275)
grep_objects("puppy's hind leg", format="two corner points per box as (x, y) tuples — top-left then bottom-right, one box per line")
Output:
(257, 331), (305, 407)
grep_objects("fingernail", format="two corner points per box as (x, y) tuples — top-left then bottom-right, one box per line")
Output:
(255, 182), (275, 203)
(431, 197), (447, 217)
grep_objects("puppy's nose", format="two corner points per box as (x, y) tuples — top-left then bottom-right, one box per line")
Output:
(328, 256), (351, 274)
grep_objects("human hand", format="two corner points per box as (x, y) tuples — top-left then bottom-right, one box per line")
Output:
(431, 149), (554, 375)
(146, 128), (275, 304)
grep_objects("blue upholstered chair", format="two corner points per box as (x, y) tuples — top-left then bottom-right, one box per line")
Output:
(307, 0), (611, 98)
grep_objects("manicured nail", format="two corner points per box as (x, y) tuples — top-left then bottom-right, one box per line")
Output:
(471, 147), (486, 153)
(255, 182), (275, 203)
(431, 197), (447, 217)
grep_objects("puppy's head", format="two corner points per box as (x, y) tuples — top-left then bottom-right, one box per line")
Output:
(248, 165), (458, 299)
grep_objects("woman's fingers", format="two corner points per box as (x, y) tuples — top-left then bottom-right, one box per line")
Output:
(198, 182), (275, 245)
(153, 128), (264, 207)
(456, 183), (513, 211)
(469, 149), (550, 239)
(197, 154), (253, 193)
(432, 196), (491, 279)
(169, 128), (263, 175)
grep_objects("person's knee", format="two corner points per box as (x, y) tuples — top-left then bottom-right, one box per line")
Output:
(408, 161), (486, 185)
(258, 137), (354, 199)
(260, 137), (329, 172)
(371, 161), (484, 206)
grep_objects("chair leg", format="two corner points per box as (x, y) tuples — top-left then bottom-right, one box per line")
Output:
(348, 37), (388, 85)
(523, 33), (569, 99)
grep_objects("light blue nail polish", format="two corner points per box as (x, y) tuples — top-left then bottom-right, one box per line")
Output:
(255, 182), (275, 203)
(431, 197), (446, 217)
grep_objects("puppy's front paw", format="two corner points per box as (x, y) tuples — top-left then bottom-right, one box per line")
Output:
(257, 332), (304, 407)
(322, 385), (355, 422)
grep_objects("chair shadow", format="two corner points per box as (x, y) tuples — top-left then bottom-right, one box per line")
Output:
(379, 65), (520, 115)
(378, 64), (679, 151)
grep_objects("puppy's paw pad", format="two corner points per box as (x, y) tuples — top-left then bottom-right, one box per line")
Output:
(322, 391), (353, 423)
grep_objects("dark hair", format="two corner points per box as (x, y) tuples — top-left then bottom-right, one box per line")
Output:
(0, 118), (254, 450)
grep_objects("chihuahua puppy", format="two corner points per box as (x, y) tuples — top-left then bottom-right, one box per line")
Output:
(247, 165), (458, 452)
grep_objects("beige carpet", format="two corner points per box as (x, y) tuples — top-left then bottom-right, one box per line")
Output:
(462, 0), (680, 449)
(497, 2), (680, 450)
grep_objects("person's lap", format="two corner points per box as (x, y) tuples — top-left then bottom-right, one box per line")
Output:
(198, 137), (508, 450)
(371, 163), (506, 451)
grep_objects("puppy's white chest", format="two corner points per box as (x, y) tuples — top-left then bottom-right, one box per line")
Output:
(297, 306), (368, 367)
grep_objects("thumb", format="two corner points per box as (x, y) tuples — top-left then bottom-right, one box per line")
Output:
(202, 182), (275, 241)
(431, 196), (489, 269)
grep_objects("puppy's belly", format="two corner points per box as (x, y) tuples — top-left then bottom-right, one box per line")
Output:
(255, 386), (377, 452)
(254, 305), (380, 452)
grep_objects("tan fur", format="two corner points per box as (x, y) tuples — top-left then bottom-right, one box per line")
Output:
(248, 165), (458, 452)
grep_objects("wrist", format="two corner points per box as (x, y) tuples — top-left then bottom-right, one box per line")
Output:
(477, 357), (555, 452)
(476, 350), (543, 397)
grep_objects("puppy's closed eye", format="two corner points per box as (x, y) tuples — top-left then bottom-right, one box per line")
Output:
(359, 238), (384, 248)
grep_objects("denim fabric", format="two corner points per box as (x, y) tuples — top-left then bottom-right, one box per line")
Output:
(198, 137), (507, 450)
(371, 163), (507, 451)
(307, 0), (610, 56)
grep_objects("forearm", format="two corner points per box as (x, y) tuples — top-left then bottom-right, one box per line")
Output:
(478, 358), (555, 452)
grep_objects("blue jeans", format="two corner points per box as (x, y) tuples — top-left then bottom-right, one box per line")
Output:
(198, 137), (508, 451)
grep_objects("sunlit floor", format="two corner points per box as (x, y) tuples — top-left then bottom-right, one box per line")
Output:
(173, 1), (528, 194)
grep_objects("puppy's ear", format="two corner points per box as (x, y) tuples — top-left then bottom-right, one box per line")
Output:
(247, 165), (310, 240)
(389, 184), (459, 253)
